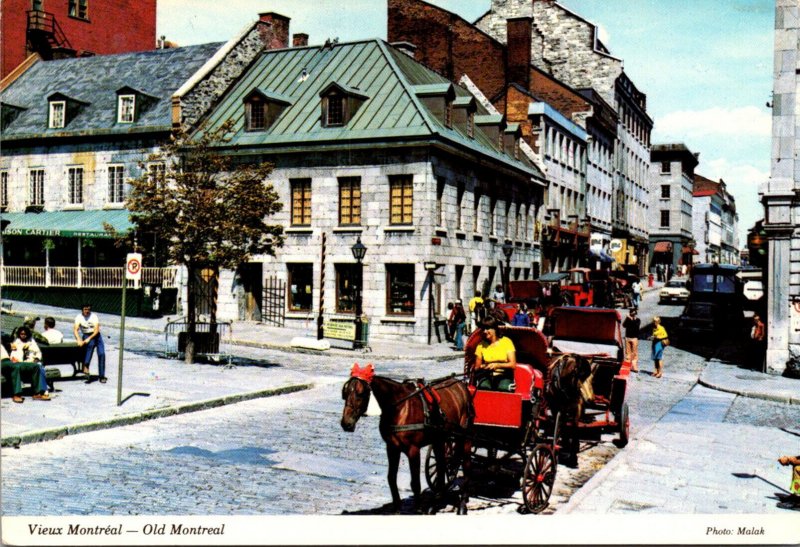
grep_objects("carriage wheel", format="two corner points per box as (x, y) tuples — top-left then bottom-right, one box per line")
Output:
(424, 442), (459, 492)
(522, 443), (557, 514)
(615, 402), (630, 448)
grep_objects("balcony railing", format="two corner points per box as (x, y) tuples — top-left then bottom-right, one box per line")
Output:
(0, 266), (178, 289)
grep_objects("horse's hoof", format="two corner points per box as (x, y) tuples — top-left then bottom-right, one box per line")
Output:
(457, 504), (468, 515)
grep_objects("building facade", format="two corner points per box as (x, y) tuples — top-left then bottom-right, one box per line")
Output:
(192, 39), (544, 341)
(761, 0), (798, 374)
(693, 174), (724, 264)
(1, 0), (157, 79)
(648, 144), (698, 273)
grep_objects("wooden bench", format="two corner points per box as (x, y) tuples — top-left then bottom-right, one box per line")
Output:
(40, 343), (84, 377)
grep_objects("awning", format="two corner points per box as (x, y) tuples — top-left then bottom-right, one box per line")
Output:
(0, 209), (133, 238)
(681, 246), (699, 255)
(653, 241), (673, 253)
(589, 248), (615, 263)
(538, 271), (569, 283)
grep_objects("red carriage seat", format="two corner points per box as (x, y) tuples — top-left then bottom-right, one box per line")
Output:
(513, 364), (544, 401)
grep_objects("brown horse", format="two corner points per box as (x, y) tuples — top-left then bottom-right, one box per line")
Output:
(544, 353), (594, 468)
(340, 363), (473, 513)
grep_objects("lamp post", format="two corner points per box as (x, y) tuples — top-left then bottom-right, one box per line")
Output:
(424, 261), (438, 345)
(502, 241), (514, 299)
(351, 236), (367, 349)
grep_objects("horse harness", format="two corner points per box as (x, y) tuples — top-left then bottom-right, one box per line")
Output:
(389, 376), (462, 433)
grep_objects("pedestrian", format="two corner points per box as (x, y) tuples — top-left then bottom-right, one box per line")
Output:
(512, 303), (530, 327)
(650, 316), (669, 378)
(622, 308), (641, 373)
(777, 455), (800, 504)
(445, 302), (456, 342)
(468, 290), (484, 332)
(42, 316), (64, 344)
(631, 278), (642, 308)
(452, 300), (467, 351)
(73, 303), (107, 383)
(531, 304), (546, 331)
(750, 314), (766, 370)
(491, 284), (506, 305)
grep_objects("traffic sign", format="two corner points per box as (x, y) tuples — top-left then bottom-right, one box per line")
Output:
(126, 253), (142, 281)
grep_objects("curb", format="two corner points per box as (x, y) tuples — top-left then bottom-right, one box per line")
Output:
(697, 377), (800, 405)
(1, 382), (312, 448)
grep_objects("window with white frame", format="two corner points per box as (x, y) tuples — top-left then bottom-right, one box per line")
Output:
(118, 95), (136, 123)
(108, 165), (125, 203)
(29, 169), (45, 206)
(68, 166), (84, 205)
(0, 171), (8, 209)
(148, 162), (166, 187)
(49, 101), (66, 128)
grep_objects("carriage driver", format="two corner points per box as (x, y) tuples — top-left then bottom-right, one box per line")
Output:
(474, 315), (517, 391)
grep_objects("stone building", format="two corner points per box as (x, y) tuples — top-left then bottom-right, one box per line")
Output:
(1, 0), (157, 79)
(192, 38), (544, 341)
(0, 14), (294, 314)
(761, 0), (798, 374)
(692, 174), (724, 265)
(387, 0), (617, 272)
(648, 144), (698, 273)
(474, 0), (653, 273)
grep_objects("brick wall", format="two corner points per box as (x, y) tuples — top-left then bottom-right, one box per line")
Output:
(3, 0), (156, 78)
(388, 0), (507, 101)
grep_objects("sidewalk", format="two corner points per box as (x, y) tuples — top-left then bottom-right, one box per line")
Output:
(3, 291), (797, 449)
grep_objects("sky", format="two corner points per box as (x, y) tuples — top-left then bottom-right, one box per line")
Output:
(158, 0), (775, 244)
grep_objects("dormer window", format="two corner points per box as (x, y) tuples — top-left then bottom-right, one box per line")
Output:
(413, 83), (456, 129)
(319, 83), (368, 128)
(243, 89), (292, 132)
(118, 95), (135, 123)
(49, 101), (66, 128)
(468, 111), (475, 138)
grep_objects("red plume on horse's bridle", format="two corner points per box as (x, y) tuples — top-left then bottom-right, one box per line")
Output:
(350, 362), (375, 383)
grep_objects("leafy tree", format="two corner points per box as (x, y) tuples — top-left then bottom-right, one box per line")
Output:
(123, 123), (283, 362)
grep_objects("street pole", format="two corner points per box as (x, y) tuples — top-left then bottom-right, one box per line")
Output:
(427, 271), (433, 345)
(317, 232), (326, 340)
(117, 276), (126, 406)
(354, 264), (362, 349)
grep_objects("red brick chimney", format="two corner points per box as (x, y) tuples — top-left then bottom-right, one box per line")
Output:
(506, 17), (532, 90)
(258, 12), (290, 49)
(293, 33), (309, 47)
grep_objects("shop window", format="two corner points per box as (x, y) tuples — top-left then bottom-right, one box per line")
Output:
(338, 177), (361, 225)
(389, 175), (413, 225)
(287, 263), (313, 312)
(291, 178), (312, 226)
(335, 263), (360, 313)
(386, 264), (414, 316)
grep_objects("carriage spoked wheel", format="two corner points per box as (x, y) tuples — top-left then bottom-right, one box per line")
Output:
(424, 441), (460, 492)
(521, 443), (557, 513)
(614, 402), (630, 448)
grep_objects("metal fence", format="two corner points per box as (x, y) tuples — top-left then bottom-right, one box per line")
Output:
(164, 318), (233, 365)
(0, 266), (178, 289)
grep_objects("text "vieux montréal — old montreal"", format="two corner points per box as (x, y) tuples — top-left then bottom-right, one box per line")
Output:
(28, 523), (226, 536)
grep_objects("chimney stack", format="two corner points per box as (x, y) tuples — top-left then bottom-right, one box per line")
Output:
(506, 17), (532, 90)
(258, 12), (290, 50)
(293, 33), (309, 47)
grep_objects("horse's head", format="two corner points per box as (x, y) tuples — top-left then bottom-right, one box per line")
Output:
(340, 363), (374, 432)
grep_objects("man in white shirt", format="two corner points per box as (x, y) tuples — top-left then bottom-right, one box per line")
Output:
(74, 304), (106, 383)
(42, 317), (64, 344)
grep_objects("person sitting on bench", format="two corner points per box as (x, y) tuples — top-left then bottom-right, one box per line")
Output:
(1, 342), (51, 403)
(42, 317), (64, 345)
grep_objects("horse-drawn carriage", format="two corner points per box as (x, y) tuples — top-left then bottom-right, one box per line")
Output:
(340, 306), (631, 514)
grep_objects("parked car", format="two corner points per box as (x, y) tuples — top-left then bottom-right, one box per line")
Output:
(742, 280), (764, 302)
(659, 278), (690, 304)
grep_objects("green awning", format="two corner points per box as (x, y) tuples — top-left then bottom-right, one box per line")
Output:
(1, 209), (133, 238)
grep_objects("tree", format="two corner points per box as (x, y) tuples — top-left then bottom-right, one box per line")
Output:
(124, 123), (283, 363)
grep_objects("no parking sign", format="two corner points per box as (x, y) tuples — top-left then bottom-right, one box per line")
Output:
(126, 253), (142, 281)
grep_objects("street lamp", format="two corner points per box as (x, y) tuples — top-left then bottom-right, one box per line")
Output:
(351, 236), (367, 349)
(502, 241), (514, 299)
(424, 261), (438, 345)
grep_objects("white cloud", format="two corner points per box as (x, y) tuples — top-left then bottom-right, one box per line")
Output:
(655, 106), (771, 140)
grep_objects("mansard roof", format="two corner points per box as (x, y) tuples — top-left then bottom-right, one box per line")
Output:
(1, 42), (222, 141)
(196, 39), (543, 180)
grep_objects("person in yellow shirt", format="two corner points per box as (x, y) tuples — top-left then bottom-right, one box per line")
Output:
(467, 290), (484, 332)
(650, 316), (669, 378)
(475, 315), (517, 391)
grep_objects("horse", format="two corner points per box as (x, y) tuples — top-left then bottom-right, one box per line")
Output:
(544, 352), (594, 468)
(340, 363), (473, 513)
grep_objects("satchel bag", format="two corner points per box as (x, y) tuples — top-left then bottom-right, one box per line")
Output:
(661, 337), (670, 347)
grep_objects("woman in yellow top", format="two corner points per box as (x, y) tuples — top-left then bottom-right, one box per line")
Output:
(475, 316), (517, 391)
(650, 316), (668, 378)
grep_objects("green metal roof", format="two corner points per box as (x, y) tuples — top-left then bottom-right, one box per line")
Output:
(195, 39), (543, 179)
(1, 209), (132, 238)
